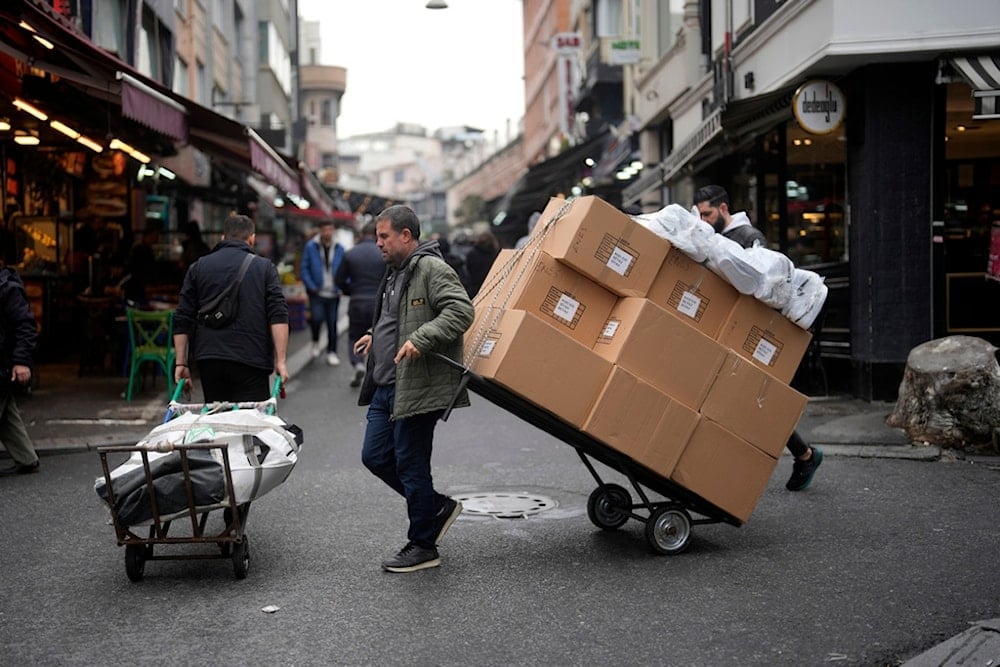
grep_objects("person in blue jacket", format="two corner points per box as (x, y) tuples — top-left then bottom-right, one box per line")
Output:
(301, 220), (345, 366)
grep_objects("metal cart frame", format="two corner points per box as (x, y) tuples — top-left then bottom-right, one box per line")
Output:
(439, 354), (741, 555)
(97, 379), (283, 581)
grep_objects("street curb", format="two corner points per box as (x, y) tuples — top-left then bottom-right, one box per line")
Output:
(29, 329), (327, 457)
(901, 618), (1000, 666)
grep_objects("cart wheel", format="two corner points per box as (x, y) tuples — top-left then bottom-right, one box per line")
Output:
(587, 484), (632, 531)
(232, 534), (250, 579)
(645, 505), (692, 555)
(125, 544), (146, 582)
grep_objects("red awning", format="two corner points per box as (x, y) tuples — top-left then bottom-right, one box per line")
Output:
(118, 72), (187, 141)
(299, 162), (335, 214)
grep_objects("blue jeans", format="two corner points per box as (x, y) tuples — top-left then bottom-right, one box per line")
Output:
(362, 385), (446, 549)
(309, 294), (339, 352)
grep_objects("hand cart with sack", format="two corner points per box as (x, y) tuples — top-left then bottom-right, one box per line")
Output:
(94, 378), (303, 581)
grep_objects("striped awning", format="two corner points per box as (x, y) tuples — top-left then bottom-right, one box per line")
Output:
(950, 55), (1000, 119)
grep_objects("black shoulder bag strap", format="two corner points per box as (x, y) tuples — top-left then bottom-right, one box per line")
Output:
(233, 252), (255, 287)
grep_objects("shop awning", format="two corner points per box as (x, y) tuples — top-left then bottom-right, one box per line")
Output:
(0, 0), (189, 141)
(949, 54), (1000, 119)
(299, 162), (337, 214)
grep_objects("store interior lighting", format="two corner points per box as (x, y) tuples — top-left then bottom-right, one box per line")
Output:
(426, 0), (448, 8)
(0, 119), (10, 131)
(76, 135), (103, 153)
(18, 20), (52, 49)
(109, 138), (151, 163)
(14, 130), (39, 145)
(13, 98), (48, 121)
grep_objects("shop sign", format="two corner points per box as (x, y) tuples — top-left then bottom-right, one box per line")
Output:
(608, 39), (640, 65)
(793, 80), (846, 135)
(552, 32), (582, 56)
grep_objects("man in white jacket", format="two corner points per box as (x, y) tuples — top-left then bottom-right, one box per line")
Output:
(694, 185), (823, 492)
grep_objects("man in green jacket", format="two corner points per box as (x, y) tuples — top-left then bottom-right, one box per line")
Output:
(353, 205), (474, 573)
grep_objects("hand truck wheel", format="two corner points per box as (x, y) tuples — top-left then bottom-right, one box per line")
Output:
(645, 504), (692, 555)
(232, 534), (250, 579)
(586, 483), (632, 531)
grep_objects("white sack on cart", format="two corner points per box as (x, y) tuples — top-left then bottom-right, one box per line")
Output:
(95, 410), (302, 526)
(631, 203), (828, 329)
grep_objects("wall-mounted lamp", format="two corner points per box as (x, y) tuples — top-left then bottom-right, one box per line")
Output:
(0, 119), (10, 132)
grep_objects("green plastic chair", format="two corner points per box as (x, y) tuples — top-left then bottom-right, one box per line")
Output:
(125, 308), (175, 401)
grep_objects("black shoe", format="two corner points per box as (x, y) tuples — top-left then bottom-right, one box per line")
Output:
(350, 369), (364, 388)
(786, 446), (823, 491)
(381, 542), (440, 573)
(0, 460), (40, 476)
(432, 497), (463, 545)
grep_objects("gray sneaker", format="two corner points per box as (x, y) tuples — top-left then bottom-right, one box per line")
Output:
(432, 498), (463, 545)
(382, 542), (440, 573)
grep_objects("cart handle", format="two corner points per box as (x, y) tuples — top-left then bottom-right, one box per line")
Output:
(164, 378), (188, 423)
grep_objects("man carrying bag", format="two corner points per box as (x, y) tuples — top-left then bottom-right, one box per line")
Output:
(173, 214), (289, 402)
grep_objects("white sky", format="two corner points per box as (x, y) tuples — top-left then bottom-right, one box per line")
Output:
(297, 0), (526, 140)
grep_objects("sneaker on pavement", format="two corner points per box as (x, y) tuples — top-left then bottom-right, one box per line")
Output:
(310, 342), (322, 359)
(786, 446), (823, 491)
(349, 369), (365, 388)
(432, 497), (463, 545)
(326, 352), (340, 366)
(381, 542), (440, 573)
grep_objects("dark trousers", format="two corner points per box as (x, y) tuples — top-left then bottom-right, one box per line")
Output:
(347, 298), (375, 368)
(361, 384), (447, 549)
(786, 430), (808, 458)
(309, 294), (340, 352)
(198, 359), (270, 402)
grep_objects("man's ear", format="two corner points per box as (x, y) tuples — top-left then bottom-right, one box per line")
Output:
(248, 232), (256, 247)
(719, 202), (730, 217)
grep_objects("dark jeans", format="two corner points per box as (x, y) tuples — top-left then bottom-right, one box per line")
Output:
(198, 359), (270, 402)
(309, 294), (340, 352)
(347, 298), (375, 368)
(361, 384), (446, 549)
(786, 430), (808, 458)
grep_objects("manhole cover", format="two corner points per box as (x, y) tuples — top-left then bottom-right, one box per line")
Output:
(454, 492), (557, 518)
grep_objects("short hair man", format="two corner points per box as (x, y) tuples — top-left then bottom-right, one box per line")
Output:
(0, 264), (40, 476)
(173, 214), (289, 402)
(352, 205), (474, 572)
(693, 185), (822, 491)
(300, 219), (345, 366)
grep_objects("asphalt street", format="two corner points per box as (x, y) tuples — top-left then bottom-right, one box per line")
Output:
(1, 340), (999, 666)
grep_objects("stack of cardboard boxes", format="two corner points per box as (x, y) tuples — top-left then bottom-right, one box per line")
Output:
(466, 196), (812, 523)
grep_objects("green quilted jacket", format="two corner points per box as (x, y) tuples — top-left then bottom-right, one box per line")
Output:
(358, 241), (474, 419)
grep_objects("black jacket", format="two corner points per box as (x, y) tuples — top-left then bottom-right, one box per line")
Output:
(0, 268), (37, 393)
(334, 238), (385, 304)
(174, 240), (288, 371)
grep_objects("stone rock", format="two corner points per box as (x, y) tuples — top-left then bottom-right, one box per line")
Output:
(887, 335), (1000, 449)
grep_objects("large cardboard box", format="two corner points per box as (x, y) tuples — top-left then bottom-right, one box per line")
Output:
(670, 419), (778, 523)
(593, 298), (728, 410)
(470, 248), (618, 348)
(468, 309), (612, 428)
(534, 196), (670, 297)
(646, 248), (740, 339)
(700, 352), (809, 457)
(717, 294), (813, 384)
(582, 367), (699, 478)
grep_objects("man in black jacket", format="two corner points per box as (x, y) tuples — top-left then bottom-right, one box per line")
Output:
(0, 264), (40, 475)
(335, 221), (386, 388)
(173, 214), (289, 402)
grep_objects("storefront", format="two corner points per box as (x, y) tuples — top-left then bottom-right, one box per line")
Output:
(630, 58), (999, 400)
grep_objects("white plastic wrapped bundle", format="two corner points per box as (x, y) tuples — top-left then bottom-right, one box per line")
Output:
(632, 204), (716, 262)
(630, 202), (828, 330)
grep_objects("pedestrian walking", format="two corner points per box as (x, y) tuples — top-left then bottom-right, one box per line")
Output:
(173, 214), (289, 402)
(301, 219), (345, 366)
(0, 263), (40, 476)
(463, 230), (501, 297)
(335, 222), (385, 388)
(694, 184), (823, 491)
(352, 205), (474, 573)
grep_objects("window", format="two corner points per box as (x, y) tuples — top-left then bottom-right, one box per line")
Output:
(657, 0), (686, 56)
(258, 21), (292, 95)
(92, 0), (126, 58)
(174, 56), (189, 96)
(320, 99), (333, 126)
(596, 0), (624, 37)
(196, 60), (208, 106)
(321, 152), (337, 168)
(137, 7), (164, 81)
(212, 0), (225, 29)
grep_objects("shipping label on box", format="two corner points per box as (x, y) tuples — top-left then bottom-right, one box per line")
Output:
(670, 419), (779, 523)
(593, 298), (728, 410)
(646, 248), (740, 338)
(717, 294), (812, 384)
(583, 367), (699, 478)
(536, 196), (670, 297)
(469, 309), (612, 428)
(700, 352), (808, 458)
(471, 248), (617, 347)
